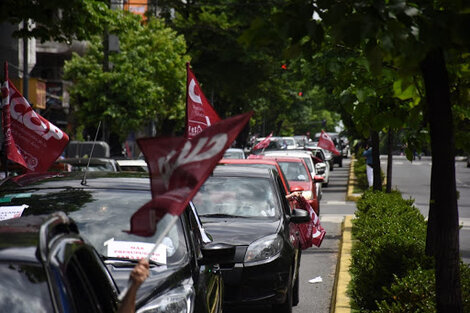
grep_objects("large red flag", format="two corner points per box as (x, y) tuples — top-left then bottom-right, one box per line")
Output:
(128, 111), (252, 236)
(317, 130), (340, 156)
(185, 63), (221, 139)
(1, 62), (69, 172)
(252, 132), (273, 150)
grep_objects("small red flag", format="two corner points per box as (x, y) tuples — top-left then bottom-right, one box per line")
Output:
(317, 130), (340, 156)
(252, 132), (273, 150)
(128, 111), (253, 236)
(2, 62), (69, 172)
(290, 195), (325, 248)
(185, 63), (221, 139)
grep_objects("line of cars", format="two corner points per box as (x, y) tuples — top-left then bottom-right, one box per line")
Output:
(0, 158), (313, 312)
(0, 134), (335, 312)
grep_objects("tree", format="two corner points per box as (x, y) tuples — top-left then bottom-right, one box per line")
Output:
(63, 12), (189, 141)
(0, 0), (109, 42)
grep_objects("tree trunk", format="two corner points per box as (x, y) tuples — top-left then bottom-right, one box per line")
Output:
(421, 48), (462, 312)
(386, 129), (393, 193)
(371, 130), (381, 191)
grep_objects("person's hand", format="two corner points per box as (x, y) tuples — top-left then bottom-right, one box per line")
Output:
(286, 191), (302, 200)
(130, 259), (150, 288)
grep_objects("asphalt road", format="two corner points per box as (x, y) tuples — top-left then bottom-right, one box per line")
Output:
(383, 155), (470, 264)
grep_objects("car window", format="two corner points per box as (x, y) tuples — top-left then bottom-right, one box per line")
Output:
(278, 162), (309, 182)
(5, 188), (187, 266)
(303, 157), (314, 173)
(193, 177), (280, 218)
(0, 263), (53, 313)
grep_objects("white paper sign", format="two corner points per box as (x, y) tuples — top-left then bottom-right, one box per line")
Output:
(104, 238), (167, 264)
(0, 205), (29, 221)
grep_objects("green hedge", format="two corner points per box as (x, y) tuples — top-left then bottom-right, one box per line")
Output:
(350, 190), (433, 311)
(350, 190), (470, 312)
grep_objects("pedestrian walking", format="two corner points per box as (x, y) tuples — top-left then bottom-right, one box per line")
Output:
(363, 143), (373, 188)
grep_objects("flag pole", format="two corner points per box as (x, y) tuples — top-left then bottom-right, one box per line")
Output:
(117, 213), (179, 301)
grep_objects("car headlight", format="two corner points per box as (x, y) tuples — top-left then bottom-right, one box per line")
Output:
(244, 234), (283, 265)
(302, 191), (313, 200)
(136, 285), (195, 313)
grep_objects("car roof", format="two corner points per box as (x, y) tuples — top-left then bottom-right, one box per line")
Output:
(220, 158), (280, 166)
(261, 156), (304, 163)
(0, 172), (150, 191)
(213, 165), (274, 178)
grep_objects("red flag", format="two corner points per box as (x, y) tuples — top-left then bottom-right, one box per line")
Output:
(290, 194), (325, 248)
(1, 62), (69, 172)
(185, 63), (221, 139)
(252, 132), (273, 150)
(317, 130), (340, 156)
(128, 111), (252, 236)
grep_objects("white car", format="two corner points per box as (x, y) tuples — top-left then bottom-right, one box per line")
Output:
(262, 150), (323, 200)
(306, 146), (330, 187)
(223, 148), (246, 159)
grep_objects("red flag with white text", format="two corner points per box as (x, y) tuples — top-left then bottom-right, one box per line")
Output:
(2, 62), (69, 172)
(128, 111), (252, 236)
(290, 195), (325, 248)
(317, 130), (340, 156)
(185, 63), (221, 139)
(252, 132), (273, 150)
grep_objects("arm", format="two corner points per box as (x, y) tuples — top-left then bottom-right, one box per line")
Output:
(117, 259), (150, 313)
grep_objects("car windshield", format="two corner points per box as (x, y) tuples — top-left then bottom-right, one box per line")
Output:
(193, 177), (280, 218)
(3, 187), (187, 266)
(278, 161), (309, 182)
(223, 150), (245, 159)
(0, 263), (52, 313)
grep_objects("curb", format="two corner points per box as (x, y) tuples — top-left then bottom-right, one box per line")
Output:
(346, 158), (361, 202)
(330, 215), (353, 313)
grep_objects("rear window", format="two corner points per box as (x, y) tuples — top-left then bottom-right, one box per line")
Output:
(194, 176), (280, 218)
(278, 161), (309, 182)
(0, 262), (52, 313)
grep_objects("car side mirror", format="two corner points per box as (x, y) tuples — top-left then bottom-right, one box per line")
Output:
(200, 242), (236, 265)
(289, 208), (310, 224)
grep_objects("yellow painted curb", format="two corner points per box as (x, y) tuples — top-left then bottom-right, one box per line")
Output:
(330, 215), (353, 313)
(346, 158), (361, 202)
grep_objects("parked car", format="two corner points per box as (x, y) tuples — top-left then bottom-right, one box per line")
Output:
(55, 157), (120, 172)
(116, 159), (148, 172)
(0, 212), (120, 313)
(305, 146), (330, 187)
(218, 158), (317, 251)
(261, 149), (324, 201)
(0, 171), (233, 313)
(265, 156), (322, 215)
(219, 158), (291, 193)
(223, 148), (246, 159)
(192, 166), (310, 312)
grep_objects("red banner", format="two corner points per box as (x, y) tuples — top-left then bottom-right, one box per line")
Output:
(317, 130), (340, 156)
(252, 132), (273, 150)
(2, 64), (69, 172)
(128, 111), (252, 236)
(291, 195), (325, 248)
(185, 63), (221, 139)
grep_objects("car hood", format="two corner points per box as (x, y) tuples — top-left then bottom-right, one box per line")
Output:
(201, 218), (280, 245)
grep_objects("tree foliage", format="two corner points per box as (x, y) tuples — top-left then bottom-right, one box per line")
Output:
(63, 11), (189, 139)
(0, 0), (110, 42)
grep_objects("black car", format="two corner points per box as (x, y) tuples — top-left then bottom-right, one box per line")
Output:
(192, 166), (310, 312)
(0, 171), (233, 313)
(0, 212), (120, 312)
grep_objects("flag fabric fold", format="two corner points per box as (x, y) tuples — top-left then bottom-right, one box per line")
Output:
(317, 130), (340, 156)
(252, 132), (273, 150)
(290, 194), (326, 248)
(185, 63), (221, 139)
(1, 62), (69, 172)
(128, 111), (252, 236)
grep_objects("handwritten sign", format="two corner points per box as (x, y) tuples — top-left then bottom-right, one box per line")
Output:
(104, 238), (166, 264)
(0, 205), (28, 221)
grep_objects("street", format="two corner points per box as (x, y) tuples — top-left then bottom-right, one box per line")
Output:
(382, 155), (470, 264)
